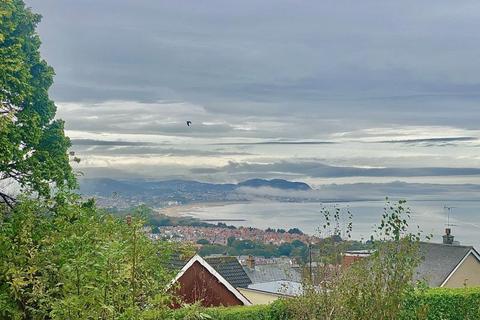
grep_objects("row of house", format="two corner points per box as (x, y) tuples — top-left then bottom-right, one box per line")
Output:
(169, 229), (480, 307)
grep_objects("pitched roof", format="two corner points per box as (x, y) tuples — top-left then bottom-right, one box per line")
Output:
(170, 255), (252, 306)
(204, 256), (252, 288)
(244, 264), (302, 284)
(247, 280), (303, 296)
(415, 242), (480, 287)
(167, 252), (191, 270)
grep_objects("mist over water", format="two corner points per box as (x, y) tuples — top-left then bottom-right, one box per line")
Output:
(173, 200), (480, 248)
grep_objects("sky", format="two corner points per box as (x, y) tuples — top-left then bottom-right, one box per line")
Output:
(26, 0), (480, 189)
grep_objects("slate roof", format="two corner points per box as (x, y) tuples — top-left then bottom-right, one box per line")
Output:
(244, 264), (302, 284)
(414, 242), (479, 287)
(204, 256), (252, 288)
(247, 280), (303, 296)
(166, 252), (191, 271)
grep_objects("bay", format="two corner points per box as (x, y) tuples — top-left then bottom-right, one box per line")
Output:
(169, 200), (480, 248)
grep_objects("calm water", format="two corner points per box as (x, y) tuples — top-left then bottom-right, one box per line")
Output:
(173, 200), (480, 248)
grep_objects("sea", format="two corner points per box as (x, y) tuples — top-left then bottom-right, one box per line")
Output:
(168, 200), (480, 248)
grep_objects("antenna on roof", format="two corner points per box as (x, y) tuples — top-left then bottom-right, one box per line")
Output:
(444, 205), (458, 227)
(443, 205), (459, 245)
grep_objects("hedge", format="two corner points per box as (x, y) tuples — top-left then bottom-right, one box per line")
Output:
(163, 301), (288, 320)
(165, 287), (480, 320)
(402, 287), (480, 320)
(201, 301), (289, 320)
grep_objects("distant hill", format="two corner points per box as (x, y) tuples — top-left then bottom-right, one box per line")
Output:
(238, 178), (311, 190)
(78, 178), (480, 208)
(80, 178), (235, 197)
(80, 178), (310, 195)
(78, 178), (312, 207)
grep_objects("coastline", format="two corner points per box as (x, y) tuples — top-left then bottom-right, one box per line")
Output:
(155, 201), (250, 218)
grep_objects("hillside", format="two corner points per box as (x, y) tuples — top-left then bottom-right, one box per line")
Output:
(79, 178), (312, 207)
(238, 179), (311, 190)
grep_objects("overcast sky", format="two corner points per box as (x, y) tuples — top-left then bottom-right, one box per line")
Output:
(27, 0), (480, 187)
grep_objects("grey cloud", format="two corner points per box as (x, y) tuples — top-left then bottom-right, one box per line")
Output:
(190, 168), (222, 174)
(22, 0), (480, 185)
(28, 0), (480, 129)
(236, 182), (480, 201)
(213, 141), (336, 146)
(71, 139), (159, 146)
(220, 161), (480, 178)
(378, 137), (478, 145)
(89, 147), (251, 157)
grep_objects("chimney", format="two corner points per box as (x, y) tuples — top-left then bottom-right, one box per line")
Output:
(443, 228), (455, 245)
(246, 255), (255, 269)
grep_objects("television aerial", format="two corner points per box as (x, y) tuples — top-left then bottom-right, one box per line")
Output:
(443, 205), (458, 227)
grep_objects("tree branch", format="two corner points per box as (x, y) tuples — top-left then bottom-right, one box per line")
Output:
(0, 191), (15, 209)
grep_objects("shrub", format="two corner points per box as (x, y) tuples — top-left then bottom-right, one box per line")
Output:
(166, 300), (289, 320)
(402, 287), (480, 320)
(164, 289), (480, 320)
(0, 197), (182, 319)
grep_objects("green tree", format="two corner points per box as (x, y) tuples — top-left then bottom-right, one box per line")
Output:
(196, 239), (210, 245)
(287, 200), (428, 320)
(0, 0), (75, 208)
(278, 243), (293, 256)
(227, 236), (236, 247)
(287, 228), (303, 235)
(0, 196), (181, 319)
(291, 239), (306, 248)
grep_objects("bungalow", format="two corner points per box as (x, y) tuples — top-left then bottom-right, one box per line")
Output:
(343, 230), (480, 288)
(415, 241), (480, 288)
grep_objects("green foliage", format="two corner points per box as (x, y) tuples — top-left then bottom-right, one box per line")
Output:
(198, 239), (296, 259)
(287, 228), (303, 235)
(197, 234), (368, 262)
(287, 200), (426, 320)
(401, 287), (480, 320)
(166, 300), (289, 320)
(0, 196), (177, 319)
(0, 0), (75, 207)
(163, 288), (480, 320)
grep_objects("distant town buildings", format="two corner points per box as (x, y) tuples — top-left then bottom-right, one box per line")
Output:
(150, 225), (318, 245)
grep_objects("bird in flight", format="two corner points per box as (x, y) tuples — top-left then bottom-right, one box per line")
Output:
(186, 121), (192, 126)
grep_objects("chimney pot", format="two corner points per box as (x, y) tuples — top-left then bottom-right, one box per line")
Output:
(443, 228), (454, 245)
(246, 255), (255, 269)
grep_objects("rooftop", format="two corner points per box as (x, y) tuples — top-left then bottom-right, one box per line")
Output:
(204, 256), (252, 288)
(415, 242), (478, 287)
(247, 280), (303, 297)
(244, 264), (302, 284)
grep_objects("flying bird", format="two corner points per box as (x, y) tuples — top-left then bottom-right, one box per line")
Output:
(186, 121), (192, 127)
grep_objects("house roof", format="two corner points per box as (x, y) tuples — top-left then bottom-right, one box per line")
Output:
(170, 255), (252, 306)
(204, 256), (252, 288)
(167, 252), (191, 270)
(247, 280), (303, 297)
(244, 264), (302, 284)
(415, 242), (480, 287)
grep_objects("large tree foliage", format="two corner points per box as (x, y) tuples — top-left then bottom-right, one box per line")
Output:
(0, 197), (185, 319)
(0, 0), (75, 207)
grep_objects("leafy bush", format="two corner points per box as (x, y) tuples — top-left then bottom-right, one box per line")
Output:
(401, 287), (480, 320)
(285, 200), (424, 320)
(166, 301), (289, 320)
(0, 197), (185, 319)
(164, 289), (480, 320)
